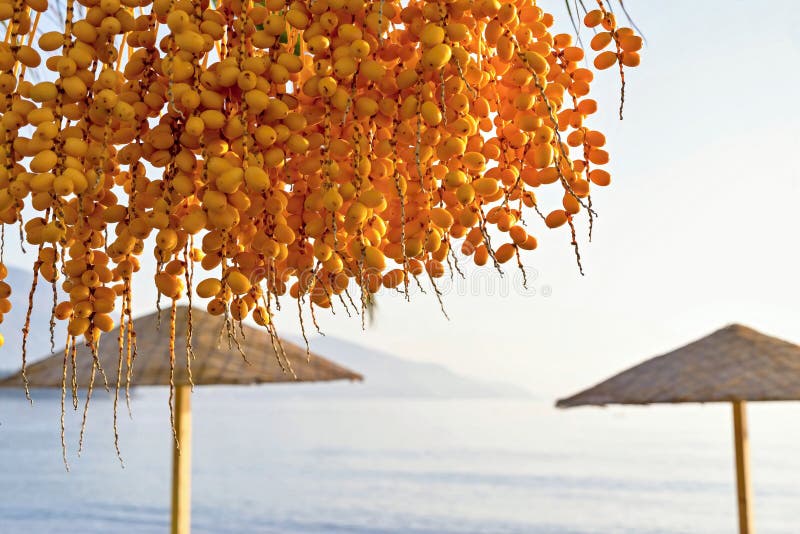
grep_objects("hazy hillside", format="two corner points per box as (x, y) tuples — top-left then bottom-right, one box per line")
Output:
(292, 335), (533, 398)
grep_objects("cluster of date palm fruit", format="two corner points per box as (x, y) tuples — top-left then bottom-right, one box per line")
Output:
(0, 0), (640, 368)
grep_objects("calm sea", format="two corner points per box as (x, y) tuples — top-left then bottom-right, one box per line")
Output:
(1, 388), (799, 533)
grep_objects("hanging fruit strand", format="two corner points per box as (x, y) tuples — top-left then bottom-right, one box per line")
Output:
(49, 242), (60, 353)
(269, 320), (296, 379)
(77, 349), (96, 456)
(586, 1), (641, 119)
(70, 334), (77, 409)
(112, 304), (125, 467)
(183, 244), (195, 388)
(124, 297), (136, 418)
(167, 299), (179, 450)
(20, 254), (42, 402)
(60, 336), (71, 471)
(566, 214), (584, 275)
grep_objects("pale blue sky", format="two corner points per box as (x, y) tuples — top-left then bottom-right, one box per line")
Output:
(4, 1), (799, 396)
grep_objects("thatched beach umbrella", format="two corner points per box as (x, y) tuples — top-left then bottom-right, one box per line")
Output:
(0, 306), (362, 534)
(556, 324), (800, 534)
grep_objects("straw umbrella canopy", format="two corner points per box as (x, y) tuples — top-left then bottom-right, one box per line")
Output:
(0, 305), (362, 387)
(556, 324), (800, 534)
(0, 306), (362, 534)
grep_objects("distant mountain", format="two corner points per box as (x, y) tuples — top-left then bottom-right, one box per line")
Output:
(0, 265), (61, 372)
(291, 335), (533, 399)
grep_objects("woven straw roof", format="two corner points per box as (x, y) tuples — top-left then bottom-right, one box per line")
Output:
(0, 306), (362, 388)
(557, 324), (800, 408)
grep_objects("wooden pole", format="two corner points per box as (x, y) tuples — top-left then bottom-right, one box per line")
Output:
(171, 385), (192, 534)
(732, 400), (753, 534)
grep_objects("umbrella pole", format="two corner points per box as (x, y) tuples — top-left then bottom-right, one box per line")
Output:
(732, 400), (753, 534)
(171, 385), (192, 534)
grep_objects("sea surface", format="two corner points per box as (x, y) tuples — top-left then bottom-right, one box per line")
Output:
(1, 388), (799, 533)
